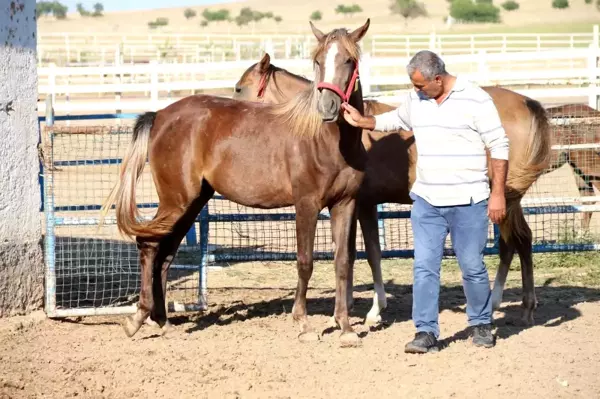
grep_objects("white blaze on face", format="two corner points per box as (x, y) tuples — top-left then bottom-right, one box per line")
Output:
(323, 43), (339, 84)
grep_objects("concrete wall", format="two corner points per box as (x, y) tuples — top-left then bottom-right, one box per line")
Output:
(0, 0), (44, 316)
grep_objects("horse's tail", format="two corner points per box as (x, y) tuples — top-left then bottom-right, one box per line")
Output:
(500, 98), (552, 243)
(100, 111), (172, 240)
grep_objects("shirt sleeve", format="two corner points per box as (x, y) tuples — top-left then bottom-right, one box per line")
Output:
(373, 92), (412, 132)
(474, 98), (510, 160)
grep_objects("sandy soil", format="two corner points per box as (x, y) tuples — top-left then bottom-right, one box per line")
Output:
(2, 255), (600, 399)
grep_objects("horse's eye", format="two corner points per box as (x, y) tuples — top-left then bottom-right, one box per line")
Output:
(345, 59), (352, 64)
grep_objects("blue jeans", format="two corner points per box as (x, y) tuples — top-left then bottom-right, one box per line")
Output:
(410, 193), (492, 338)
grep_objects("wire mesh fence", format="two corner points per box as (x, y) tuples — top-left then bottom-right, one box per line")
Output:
(40, 103), (600, 317)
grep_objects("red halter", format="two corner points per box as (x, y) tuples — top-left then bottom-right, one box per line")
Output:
(316, 61), (360, 103)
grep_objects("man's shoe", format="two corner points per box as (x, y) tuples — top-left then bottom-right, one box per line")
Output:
(472, 323), (495, 348)
(404, 331), (439, 354)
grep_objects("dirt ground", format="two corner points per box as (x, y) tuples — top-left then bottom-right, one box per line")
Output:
(2, 252), (600, 399)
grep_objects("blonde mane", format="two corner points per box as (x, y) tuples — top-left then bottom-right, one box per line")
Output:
(267, 28), (362, 139)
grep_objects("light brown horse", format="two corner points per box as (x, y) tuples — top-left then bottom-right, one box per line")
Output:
(100, 19), (373, 345)
(233, 53), (552, 326)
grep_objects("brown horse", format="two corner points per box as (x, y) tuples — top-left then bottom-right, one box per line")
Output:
(232, 53), (552, 326)
(100, 19), (372, 345)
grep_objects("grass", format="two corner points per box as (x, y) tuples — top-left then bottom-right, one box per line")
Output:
(178, 251), (600, 291)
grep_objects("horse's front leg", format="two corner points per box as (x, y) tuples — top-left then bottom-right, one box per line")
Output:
(292, 199), (320, 342)
(330, 199), (361, 346)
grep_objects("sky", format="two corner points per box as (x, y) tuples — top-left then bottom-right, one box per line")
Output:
(58, 0), (244, 12)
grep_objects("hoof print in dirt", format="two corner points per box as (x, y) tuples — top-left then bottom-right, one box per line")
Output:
(298, 331), (321, 342)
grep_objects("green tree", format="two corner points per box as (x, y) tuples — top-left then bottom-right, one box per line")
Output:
(310, 10), (322, 20)
(184, 8), (197, 19)
(390, 0), (428, 25)
(92, 3), (103, 17)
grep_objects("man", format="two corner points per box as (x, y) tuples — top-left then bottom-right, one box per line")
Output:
(341, 50), (509, 353)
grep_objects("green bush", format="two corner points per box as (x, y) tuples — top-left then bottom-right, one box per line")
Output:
(148, 17), (169, 29)
(310, 10), (322, 20)
(335, 4), (363, 16)
(501, 0), (520, 10)
(202, 8), (230, 22)
(552, 0), (569, 8)
(450, 0), (501, 23)
(184, 8), (197, 19)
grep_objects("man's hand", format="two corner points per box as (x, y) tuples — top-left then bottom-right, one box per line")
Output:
(341, 102), (376, 130)
(488, 158), (508, 224)
(488, 192), (506, 224)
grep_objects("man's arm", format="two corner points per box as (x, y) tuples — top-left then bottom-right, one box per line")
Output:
(474, 97), (509, 223)
(373, 93), (412, 132)
(341, 92), (412, 132)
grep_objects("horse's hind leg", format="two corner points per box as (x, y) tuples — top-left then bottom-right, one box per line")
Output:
(123, 181), (215, 338)
(491, 235), (515, 311)
(358, 204), (387, 326)
(513, 213), (536, 325)
(151, 181), (216, 331)
(123, 204), (182, 338)
(292, 199), (319, 342)
(123, 237), (159, 337)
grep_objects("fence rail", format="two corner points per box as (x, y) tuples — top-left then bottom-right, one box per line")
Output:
(37, 46), (600, 115)
(40, 97), (600, 318)
(37, 25), (600, 66)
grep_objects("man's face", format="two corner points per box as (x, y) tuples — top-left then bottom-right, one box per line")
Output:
(410, 69), (443, 100)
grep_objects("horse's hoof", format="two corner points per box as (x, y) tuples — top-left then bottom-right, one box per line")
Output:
(339, 331), (361, 347)
(521, 312), (535, 327)
(365, 313), (382, 327)
(327, 316), (339, 329)
(160, 321), (172, 336)
(298, 331), (321, 342)
(122, 315), (142, 338)
(144, 318), (159, 327)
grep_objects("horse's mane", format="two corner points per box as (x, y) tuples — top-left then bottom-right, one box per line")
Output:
(267, 28), (362, 139)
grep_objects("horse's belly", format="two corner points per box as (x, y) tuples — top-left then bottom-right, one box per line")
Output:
(205, 160), (293, 209)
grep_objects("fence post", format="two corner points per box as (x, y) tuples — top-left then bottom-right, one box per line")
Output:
(360, 52), (372, 96)
(43, 95), (57, 317)
(150, 60), (159, 110)
(48, 63), (56, 105)
(198, 204), (210, 310)
(477, 49), (489, 86)
(429, 31), (436, 51)
(377, 204), (387, 252)
(587, 43), (599, 110)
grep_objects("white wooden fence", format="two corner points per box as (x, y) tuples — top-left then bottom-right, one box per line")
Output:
(38, 25), (600, 66)
(37, 46), (600, 114)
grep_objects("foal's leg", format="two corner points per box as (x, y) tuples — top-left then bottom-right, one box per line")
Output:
(491, 235), (515, 311)
(358, 204), (387, 325)
(514, 217), (536, 325)
(122, 204), (183, 337)
(152, 182), (216, 331)
(330, 200), (360, 345)
(292, 200), (320, 341)
(123, 237), (159, 337)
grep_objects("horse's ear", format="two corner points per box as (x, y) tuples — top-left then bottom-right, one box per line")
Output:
(349, 18), (370, 42)
(309, 21), (325, 41)
(257, 53), (271, 73)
